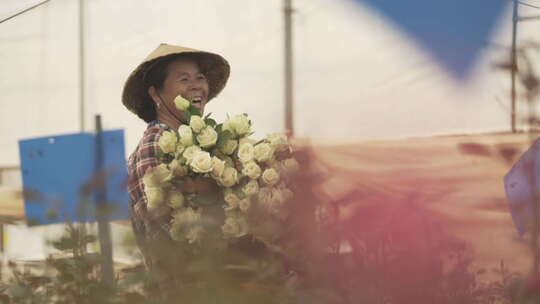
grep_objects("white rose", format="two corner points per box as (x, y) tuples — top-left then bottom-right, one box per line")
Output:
(258, 187), (286, 216)
(282, 158), (300, 173)
(189, 115), (206, 133)
(239, 137), (256, 146)
(190, 151), (213, 173)
(168, 191), (185, 209)
(174, 95), (191, 111)
(261, 168), (280, 185)
(278, 183), (294, 201)
(223, 188), (240, 210)
(170, 224), (183, 241)
(222, 120), (236, 137)
(182, 145), (201, 163)
(169, 159), (188, 177)
(219, 167), (238, 187)
(241, 161), (261, 179)
(242, 179), (259, 197)
(175, 144), (185, 158)
(172, 207), (201, 226)
(143, 164), (172, 188)
(254, 143), (274, 162)
(231, 114), (251, 136)
(178, 125), (193, 146)
(267, 133), (289, 152)
(258, 187), (273, 204)
(222, 214), (248, 238)
(268, 160), (287, 178)
(170, 208), (203, 242)
(222, 156), (235, 167)
(220, 139), (238, 155)
(272, 187), (286, 205)
(211, 156), (226, 178)
(197, 126), (218, 148)
(146, 187), (164, 210)
(270, 188), (288, 218)
(238, 197), (251, 212)
(237, 142), (255, 163)
(158, 131), (177, 154)
(186, 226), (204, 243)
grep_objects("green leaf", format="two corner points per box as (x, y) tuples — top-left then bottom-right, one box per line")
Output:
(189, 106), (201, 117)
(6, 284), (30, 298)
(217, 130), (233, 149)
(52, 236), (76, 251)
(211, 148), (226, 159)
(215, 123), (223, 133)
(193, 136), (199, 147)
(204, 112), (213, 120)
(205, 118), (217, 127)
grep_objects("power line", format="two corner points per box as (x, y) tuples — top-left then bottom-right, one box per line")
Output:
(0, 0), (51, 24)
(519, 1), (540, 10)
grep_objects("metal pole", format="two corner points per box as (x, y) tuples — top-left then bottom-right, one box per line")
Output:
(95, 115), (114, 285)
(79, 0), (86, 132)
(511, 0), (518, 133)
(284, 0), (294, 136)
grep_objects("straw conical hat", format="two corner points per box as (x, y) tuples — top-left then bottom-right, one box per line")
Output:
(122, 43), (230, 120)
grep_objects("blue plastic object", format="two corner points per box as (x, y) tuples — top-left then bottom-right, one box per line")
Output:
(18, 130), (129, 226)
(504, 139), (540, 236)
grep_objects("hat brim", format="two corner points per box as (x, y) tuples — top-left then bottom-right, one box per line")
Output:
(122, 44), (230, 119)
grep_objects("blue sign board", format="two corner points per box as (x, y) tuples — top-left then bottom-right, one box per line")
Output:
(18, 130), (129, 226)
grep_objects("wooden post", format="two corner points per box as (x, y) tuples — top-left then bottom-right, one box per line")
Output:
(95, 115), (114, 285)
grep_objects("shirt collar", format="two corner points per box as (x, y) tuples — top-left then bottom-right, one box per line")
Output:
(148, 120), (172, 131)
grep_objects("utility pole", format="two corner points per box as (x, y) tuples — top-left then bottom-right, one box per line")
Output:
(511, 0), (518, 133)
(284, 0), (294, 136)
(79, 0), (86, 132)
(510, 0), (540, 133)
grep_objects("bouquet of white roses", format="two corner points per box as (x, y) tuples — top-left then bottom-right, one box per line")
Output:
(143, 95), (299, 248)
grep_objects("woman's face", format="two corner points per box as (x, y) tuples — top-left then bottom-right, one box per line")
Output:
(151, 58), (210, 116)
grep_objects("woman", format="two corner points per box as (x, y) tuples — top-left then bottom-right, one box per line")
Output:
(121, 43), (230, 291)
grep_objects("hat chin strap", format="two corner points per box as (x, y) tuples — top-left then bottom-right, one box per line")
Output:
(157, 94), (187, 125)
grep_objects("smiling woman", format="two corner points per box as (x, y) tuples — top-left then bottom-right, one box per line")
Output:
(121, 43), (230, 297)
(146, 56), (210, 130)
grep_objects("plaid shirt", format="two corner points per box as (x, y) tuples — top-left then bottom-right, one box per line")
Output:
(127, 121), (175, 257)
